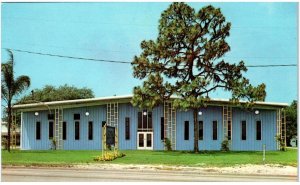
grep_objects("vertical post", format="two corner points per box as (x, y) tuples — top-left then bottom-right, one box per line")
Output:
(102, 124), (106, 159)
(263, 144), (266, 164)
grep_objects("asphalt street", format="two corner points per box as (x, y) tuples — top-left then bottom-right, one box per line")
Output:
(1, 167), (298, 182)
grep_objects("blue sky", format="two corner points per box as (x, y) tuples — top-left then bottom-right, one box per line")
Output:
(1, 2), (298, 103)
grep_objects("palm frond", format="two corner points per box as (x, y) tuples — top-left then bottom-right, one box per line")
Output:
(12, 75), (31, 97)
(1, 63), (14, 98)
(1, 82), (9, 101)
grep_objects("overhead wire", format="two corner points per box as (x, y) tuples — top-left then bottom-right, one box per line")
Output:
(2, 47), (297, 68)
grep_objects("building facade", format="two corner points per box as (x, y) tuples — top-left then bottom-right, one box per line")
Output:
(13, 95), (287, 151)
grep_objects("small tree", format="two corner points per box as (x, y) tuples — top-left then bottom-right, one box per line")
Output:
(1, 50), (31, 152)
(16, 84), (94, 104)
(132, 3), (266, 153)
(285, 100), (297, 146)
(221, 137), (230, 152)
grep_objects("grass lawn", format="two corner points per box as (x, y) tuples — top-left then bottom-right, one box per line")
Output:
(1, 148), (298, 167)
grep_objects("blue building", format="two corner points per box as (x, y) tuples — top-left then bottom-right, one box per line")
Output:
(13, 95), (287, 151)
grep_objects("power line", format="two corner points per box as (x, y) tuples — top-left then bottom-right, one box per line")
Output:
(2, 48), (131, 64)
(2, 40), (297, 59)
(2, 48), (297, 68)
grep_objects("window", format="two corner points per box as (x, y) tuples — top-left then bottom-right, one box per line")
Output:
(74, 114), (80, 120)
(49, 121), (54, 139)
(138, 110), (153, 131)
(142, 110), (147, 129)
(125, 117), (130, 140)
(48, 114), (54, 120)
(213, 121), (218, 140)
(36, 121), (41, 140)
(184, 121), (189, 140)
(138, 112), (142, 129)
(88, 121), (93, 140)
(228, 121), (232, 140)
(161, 117), (164, 140)
(75, 121), (80, 140)
(63, 121), (67, 140)
(256, 120), (262, 140)
(241, 120), (247, 140)
(199, 121), (203, 140)
(148, 112), (152, 129)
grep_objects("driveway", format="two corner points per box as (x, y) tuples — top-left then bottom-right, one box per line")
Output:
(1, 166), (298, 182)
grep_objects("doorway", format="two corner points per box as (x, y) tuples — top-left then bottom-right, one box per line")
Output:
(137, 132), (153, 150)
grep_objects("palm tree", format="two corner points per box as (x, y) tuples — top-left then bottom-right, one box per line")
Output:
(1, 50), (30, 152)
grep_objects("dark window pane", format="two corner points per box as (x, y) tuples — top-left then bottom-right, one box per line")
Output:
(49, 121), (54, 139)
(88, 121), (93, 140)
(139, 134), (144, 147)
(75, 121), (80, 140)
(256, 120), (262, 140)
(213, 121), (218, 140)
(147, 133), (152, 147)
(228, 121), (231, 140)
(48, 114), (54, 120)
(125, 117), (130, 140)
(184, 121), (189, 140)
(161, 117), (164, 140)
(36, 121), (41, 140)
(63, 122), (67, 140)
(199, 121), (203, 140)
(142, 110), (147, 129)
(241, 121), (247, 140)
(74, 114), (80, 120)
(138, 112), (142, 129)
(148, 112), (152, 129)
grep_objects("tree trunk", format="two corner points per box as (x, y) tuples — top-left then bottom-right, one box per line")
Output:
(7, 102), (11, 152)
(193, 108), (199, 153)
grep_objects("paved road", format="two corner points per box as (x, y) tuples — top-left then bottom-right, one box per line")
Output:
(1, 167), (298, 182)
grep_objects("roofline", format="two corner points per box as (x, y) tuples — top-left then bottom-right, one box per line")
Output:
(12, 94), (288, 112)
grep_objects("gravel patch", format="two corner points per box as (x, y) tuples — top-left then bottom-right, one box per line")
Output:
(73, 163), (297, 176)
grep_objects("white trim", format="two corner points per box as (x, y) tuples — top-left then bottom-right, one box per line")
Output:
(137, 132), (153, 150)
(13, 95), (288, 111)
(20, 112), (23, 150)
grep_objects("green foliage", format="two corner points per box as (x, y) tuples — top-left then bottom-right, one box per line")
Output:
(50, 139), (57, 150)
(163, 138), (172, 151)
(131, 2), (266, 153)
(221, 138), (230, 152)
(16, 84), (94, 104)
(2, 137), (8, 150)
(285, 100), (297, 146)
(1, 50), (31, 152)
(275, 134), (286, 151)
(94, 151), (126, 161)
(2, 149), (297, 167)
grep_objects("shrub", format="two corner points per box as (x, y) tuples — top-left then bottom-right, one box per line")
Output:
(50, 138), (57, 150)
(94, 150), (126, 161)
(163, 138), (172, 151)
(275, 134), (286, 151)
(221, 138), (230, 152)
(2, 137), (8, 150)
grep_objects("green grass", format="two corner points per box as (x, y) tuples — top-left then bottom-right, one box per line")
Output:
(1, 148), (298, 167)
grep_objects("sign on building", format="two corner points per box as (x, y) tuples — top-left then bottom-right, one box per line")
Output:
(106, 126), (115, 146)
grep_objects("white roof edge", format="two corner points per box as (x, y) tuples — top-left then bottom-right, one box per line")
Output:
(13, 94), (288, 109)
(12, 94), (133, 109)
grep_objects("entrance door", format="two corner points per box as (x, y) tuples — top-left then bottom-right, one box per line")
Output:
(137, 132), (153, 150)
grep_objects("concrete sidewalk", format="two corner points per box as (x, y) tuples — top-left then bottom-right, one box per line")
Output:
(1, 166), (298, 182)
